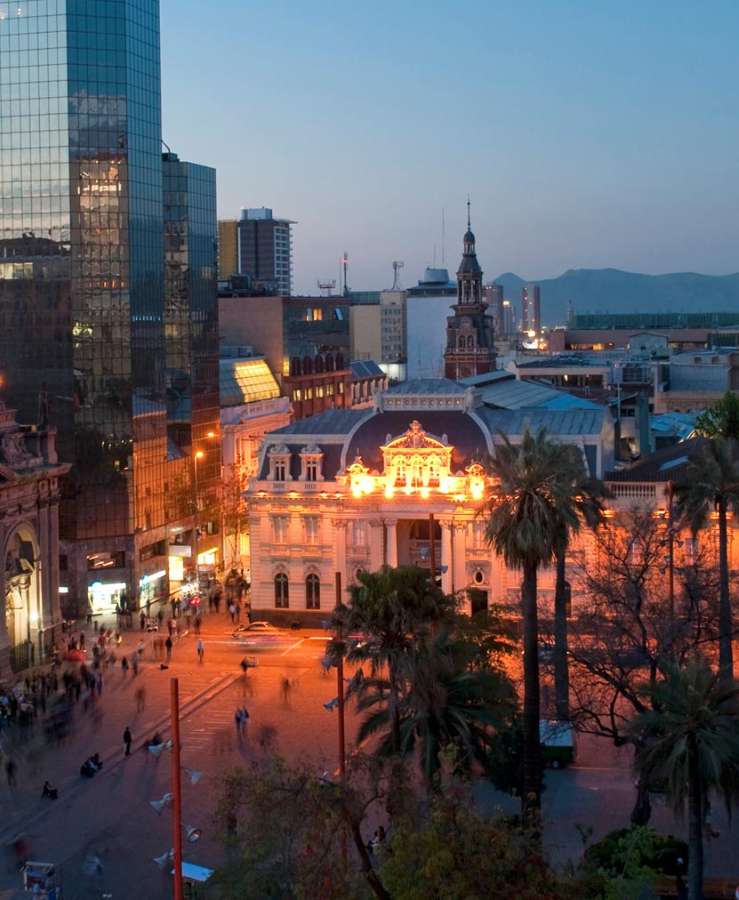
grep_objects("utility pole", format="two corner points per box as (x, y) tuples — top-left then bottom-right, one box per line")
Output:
(335, 571), (346, 779)
(429, 513), (436, 584)
(170, 678), (184, 900)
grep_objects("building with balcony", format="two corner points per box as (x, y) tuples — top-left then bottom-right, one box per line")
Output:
(246, 379), (613, 621)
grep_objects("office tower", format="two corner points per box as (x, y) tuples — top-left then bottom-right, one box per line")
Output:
(218, 219), (238, 280)
(521, 284), (542, 333)
(237, 208), (295, 296)
(444, 205), (496, 380)
(163, 152), (220, 515)
(484, 283), (505, 339)
(0, 1), (218, 615)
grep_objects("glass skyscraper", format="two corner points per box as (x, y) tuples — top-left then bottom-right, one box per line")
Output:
(0, 1), (219, 616)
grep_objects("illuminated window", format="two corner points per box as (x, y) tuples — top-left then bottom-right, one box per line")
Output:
(305, 574), (320, 609)
(274, 459), (287, 481)
(227, 358), (280, 403)
(274, 573), (289, 608)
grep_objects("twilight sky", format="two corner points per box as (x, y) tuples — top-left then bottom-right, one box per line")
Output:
(161, 0), (739, 293)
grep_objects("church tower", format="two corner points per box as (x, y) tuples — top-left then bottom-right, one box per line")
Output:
(444, 202), (496, 380)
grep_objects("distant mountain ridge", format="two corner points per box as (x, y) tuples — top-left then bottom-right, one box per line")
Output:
(493, 268), (739, 326)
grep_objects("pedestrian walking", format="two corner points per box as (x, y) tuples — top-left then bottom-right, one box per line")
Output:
(123, 726), (132, 756)
(131, 653), (139, 676)
(79, 632), (86, 650)
(165, 636), (173, 661)
(5, 758), (17, 787)
(234, 707), (245, 737)
(135, 686), (146, 713)
(196, 638), (204, 664)
(136, 639), (145, 657)
(194, 615), (201, 635)
(140, 610), (146, 631)
(121, 655), (129, 676)
(229, 602), (236, 624)
(167, 618), (174, 638)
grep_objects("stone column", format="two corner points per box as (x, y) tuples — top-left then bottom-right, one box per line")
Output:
(452, 522), (467, 595)
(440, 519), (453, 594)
(368, 520), (384, 571)
(385, 519), (398, 568)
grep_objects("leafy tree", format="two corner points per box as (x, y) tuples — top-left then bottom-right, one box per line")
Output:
(550, 444), (608, 721)
(221, 465), (249, 569)
(332, 565), (455, 752)
(565, 510), (720, 825)
(484, 428), (580, 821)
(379, 787), (576, 900)
(211, 756), (392, 900)
(354, 630), (517, 792)
(582, 826), (687, 900)
(675, 436), (739, 682)
(695, 390), (739, 440)
(629, 659), (739, 900)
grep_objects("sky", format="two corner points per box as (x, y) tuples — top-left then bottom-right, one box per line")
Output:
(161, 0), (739, 293)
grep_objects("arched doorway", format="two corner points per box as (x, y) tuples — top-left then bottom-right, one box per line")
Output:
(4, 524), (41, 671)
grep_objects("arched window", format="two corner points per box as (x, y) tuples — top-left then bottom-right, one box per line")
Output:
(274, 573), (289, 608)
(467, 335), (474, 348)
(305, 573), (320, 610)
(458, 336), (465, 349)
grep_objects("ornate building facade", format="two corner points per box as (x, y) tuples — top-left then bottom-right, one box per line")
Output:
(0, 403), (69, 677)
(246, 380), (613, 621)
(444, 204), (496, 380)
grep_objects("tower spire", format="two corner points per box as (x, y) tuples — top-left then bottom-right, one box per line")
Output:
(467, 195), (471, 231)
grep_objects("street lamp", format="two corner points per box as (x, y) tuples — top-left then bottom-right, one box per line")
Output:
(193, 450), (204, 588)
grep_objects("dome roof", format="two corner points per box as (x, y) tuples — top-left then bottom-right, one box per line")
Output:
(345, 410), (489, 473)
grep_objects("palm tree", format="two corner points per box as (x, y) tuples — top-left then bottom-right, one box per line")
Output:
(332, 565), (454, 752)
(552, 446), (607, 721)
(355, 630), (517, 792)
(484, 428), (581, 820)
(630, 659), (739, 900)
(675, 437), (739, 683)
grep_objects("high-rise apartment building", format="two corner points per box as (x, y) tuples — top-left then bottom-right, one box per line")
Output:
(521, 284), (542, 333)
(238, 208), (295, 296)
(217, 219), (238, 280)
(0, 1), (219, 616)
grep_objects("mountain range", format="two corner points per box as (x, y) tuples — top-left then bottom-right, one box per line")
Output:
(494, 268), (739, 326)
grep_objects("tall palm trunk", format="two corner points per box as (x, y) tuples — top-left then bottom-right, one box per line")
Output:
(687, 735), (704, 900)
(521, 558), (542, 823)
(388, 662), (401, 753)
(553, 543), (570, 721)
(717, 498), (734, 683)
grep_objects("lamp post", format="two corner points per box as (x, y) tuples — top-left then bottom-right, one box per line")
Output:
(170, 677), (184, 900)
(193, 450), (204, 589)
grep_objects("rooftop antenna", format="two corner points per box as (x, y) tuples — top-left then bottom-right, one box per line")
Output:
(342, 252), (350, 297)
(391, 260), (405, 291)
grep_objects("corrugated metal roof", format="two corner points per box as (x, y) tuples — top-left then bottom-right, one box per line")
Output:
(273, 409), (369, 435)
(478, 378), (603, 411)
(459, 371), (513, 387)
(387, 378), (466, 395)
(478, 407), (606, 436)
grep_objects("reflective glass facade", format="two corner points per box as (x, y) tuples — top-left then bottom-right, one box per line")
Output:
(163, 153), (219, 504)
(0, 1), (218, 612)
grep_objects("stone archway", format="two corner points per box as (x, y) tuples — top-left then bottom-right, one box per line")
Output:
(3, 523), (41, 669)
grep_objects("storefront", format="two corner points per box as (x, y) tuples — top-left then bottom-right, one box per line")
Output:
(88, 581), (128, 614)
(138, 569), (167, 608)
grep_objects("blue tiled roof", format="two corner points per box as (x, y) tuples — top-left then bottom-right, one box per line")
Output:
(272, 409), (369, 435)
(386, 378), (466, 395)
(478, 406), (606, 436)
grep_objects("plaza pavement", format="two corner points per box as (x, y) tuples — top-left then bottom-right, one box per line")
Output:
(0, 611), (736, 898)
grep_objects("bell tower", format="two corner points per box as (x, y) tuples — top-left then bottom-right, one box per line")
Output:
(444, 201), (496, 380)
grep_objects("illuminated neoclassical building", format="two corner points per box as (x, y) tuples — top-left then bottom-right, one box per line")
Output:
(247, 379), (614, 619)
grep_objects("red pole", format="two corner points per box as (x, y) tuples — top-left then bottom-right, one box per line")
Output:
(429, 512), (436, 583)
(335, 571), (346, 779)
(170, 678), (184, 900)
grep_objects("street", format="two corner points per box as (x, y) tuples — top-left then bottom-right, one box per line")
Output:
(0, 612), (736, 899)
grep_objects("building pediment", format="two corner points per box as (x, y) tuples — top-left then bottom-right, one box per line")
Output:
(381, 420), (449, 453)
